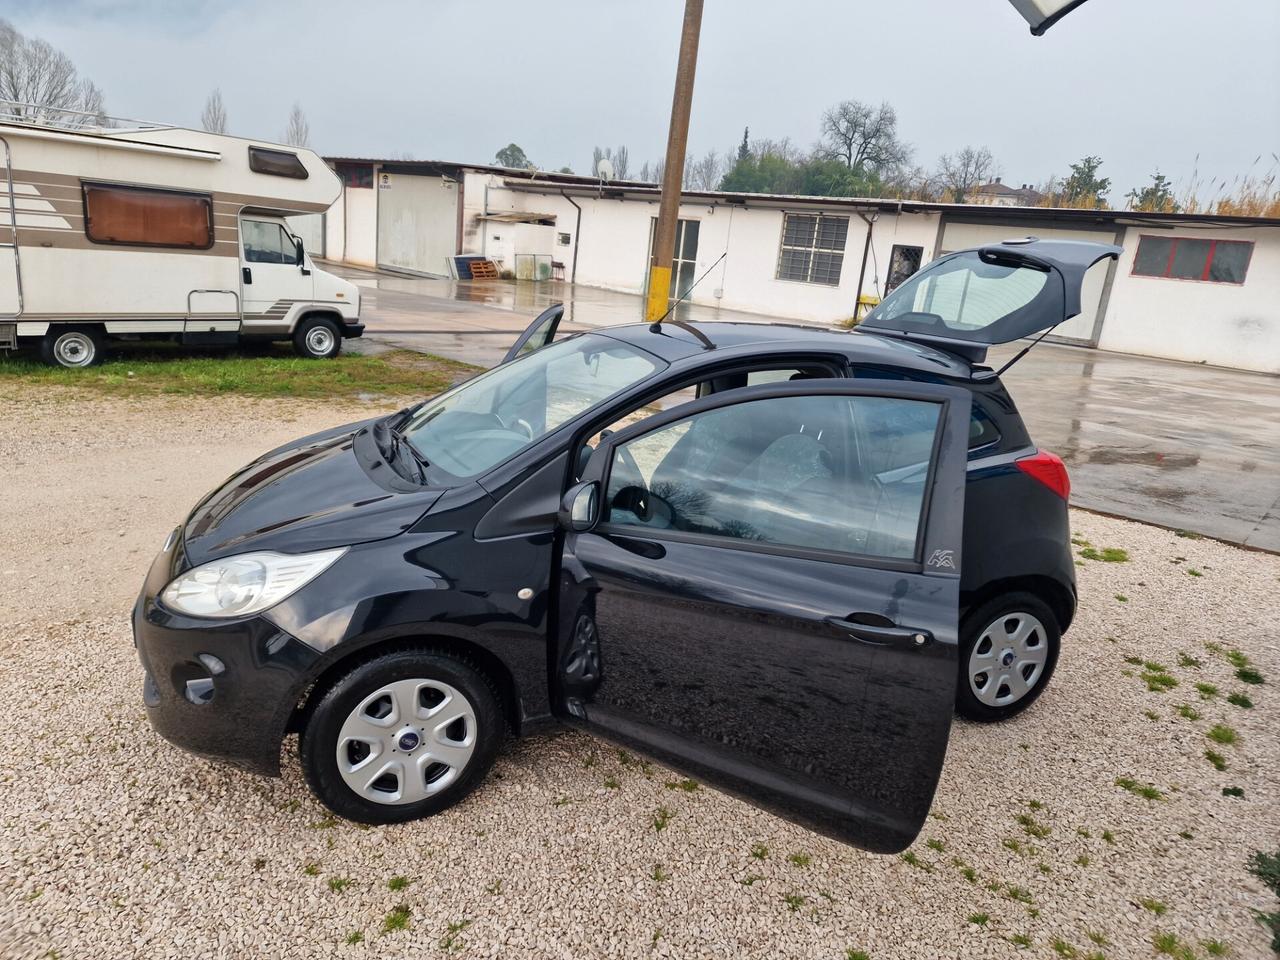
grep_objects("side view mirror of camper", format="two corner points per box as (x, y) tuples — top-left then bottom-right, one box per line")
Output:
(295, 238), (310, 275)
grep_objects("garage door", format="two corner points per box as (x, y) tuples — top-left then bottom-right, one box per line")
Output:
(939, 221), (1117, 345)
(376, 173), (459, 277)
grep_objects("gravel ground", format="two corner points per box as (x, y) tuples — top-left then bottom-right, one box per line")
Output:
(0, 389), (1277, 960)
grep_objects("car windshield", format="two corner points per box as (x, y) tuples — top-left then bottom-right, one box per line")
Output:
(862, 250), (1062, 344)
(401, 334), (665, 479)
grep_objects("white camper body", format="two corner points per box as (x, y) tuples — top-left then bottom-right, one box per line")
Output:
(0, 109), (362, 366)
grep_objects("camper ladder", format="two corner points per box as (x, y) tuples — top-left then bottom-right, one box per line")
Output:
(0, 134), (23, 323)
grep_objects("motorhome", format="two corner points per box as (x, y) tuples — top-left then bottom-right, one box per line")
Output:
(0, 103), (363, 367)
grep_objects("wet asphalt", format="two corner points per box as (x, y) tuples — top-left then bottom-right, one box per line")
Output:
(331, 263), (1280, 552)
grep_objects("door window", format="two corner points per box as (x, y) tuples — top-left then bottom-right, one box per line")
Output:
(603, 392), (940, 561)
(242, 221), (296, 264)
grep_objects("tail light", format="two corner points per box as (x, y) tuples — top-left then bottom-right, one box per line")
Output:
(1016, 449), (1070, 500)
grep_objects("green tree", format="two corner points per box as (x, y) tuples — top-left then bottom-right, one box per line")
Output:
(1060, 155), (1111, 208)
(1126, 171), (1179, 212)
(494, 143), (531, 168)
(736, 127), (750, 163)
(719, 151), (878, 197)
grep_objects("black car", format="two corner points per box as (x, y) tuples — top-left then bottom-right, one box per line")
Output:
(134, 238), (1118, 853)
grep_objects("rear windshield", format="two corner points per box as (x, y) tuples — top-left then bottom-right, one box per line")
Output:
(862, 251), (1064, 344)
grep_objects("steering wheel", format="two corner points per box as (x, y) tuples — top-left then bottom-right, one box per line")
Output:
(513, 417), (535, 440)
(489, 411), (535, 440)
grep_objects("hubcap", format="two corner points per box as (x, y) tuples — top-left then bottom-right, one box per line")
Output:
(968, 612), (1049, 707)
(54, 332), (95, 367)
(305, 326), (335, 356)
(335, 678), (477, 805)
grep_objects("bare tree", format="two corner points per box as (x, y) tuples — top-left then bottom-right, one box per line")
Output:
(818, 100), (910, 173)
(612, 145), (630, 180)
(688, 149), (724, 191)
(638, 161), (654, 183)
(883, 163), (943, 201)
(936, 145), (998, 202)
(200, 88), (227, 134)
(750, 136), (801, 163)
(283, 102), (310, 148)
(0, 18), (106, 126)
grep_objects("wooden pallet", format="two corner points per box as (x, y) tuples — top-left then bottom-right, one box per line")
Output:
(468, 260), (499, 279)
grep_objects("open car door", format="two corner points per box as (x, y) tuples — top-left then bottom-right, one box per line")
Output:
(554, 380), (970, 853)
(502, 303), (564, 363)
(857, 238), (1121, 362)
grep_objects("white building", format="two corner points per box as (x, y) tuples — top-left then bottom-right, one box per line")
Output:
(305, 158), (1280, 375)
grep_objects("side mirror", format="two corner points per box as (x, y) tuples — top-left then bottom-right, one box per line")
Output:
(558, 481), (599, 532)
(295, 238), (310, 274)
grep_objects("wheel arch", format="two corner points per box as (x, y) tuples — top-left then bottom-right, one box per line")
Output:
(288, 632), (525, 739)
(292, 307), (344, 331)
(960, 574), (1076, 634)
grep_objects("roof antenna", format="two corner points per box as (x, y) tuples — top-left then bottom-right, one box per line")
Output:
(650, 251), (727, 334)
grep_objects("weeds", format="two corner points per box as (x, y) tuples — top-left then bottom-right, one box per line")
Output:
(1009, 933), (1033, 948)
(1187, 568), (1203, 577)
(750, 842), (769, 860)
(303, 862), (320, 877)
(650, 863), (670, 882)
(968, 912), (990, 926)
(1076, 854), (1091, 867)
(1017, 814), (1051, 838)
(1114, 595), (1129, 603)
(1116, 777), (1165, 800)
(1222, 787), (1244, 798)
(784, 893), (806, 912)
(344, 931), (364, 945)
(381, 904), (412, 935)
(652, 806), (672, 832)
(1006, 885), (1034, 904)
(1052, 938), (1078, 958)
(900, 851), (932, 872)
(1195, 682), (1220, 699)
(484, 879), (503, 895)
(1202, 940), (1228, 956)
(845, 951), (870, 960)
(1139, 897), (1169, 916)
(1227, 692), (1254, 709)
(387, 875), (411, 892)
(1102, 830), (1116, 844)
(1205, 750), (1228, 771)
(1079, 546), (1129, 562)
(1087, 931), (1109, 946)
(788, 852), (811, 868)
(926, 838), (945, 852)
(1207, 724), (1239, 746)
(1236, 667), (1264, 685)
(738, 874), (764, 886)
(327, 877), (352, 893)
(1175, 529), (1203, 539)
(665, 778), (699, 792)
(1178, 653), (1202, 668)
(603, 776), (620, 789)
(1152, 931), (1195, 959)
(1176, 704), (1201, 720)
(439, 919), (471, 952)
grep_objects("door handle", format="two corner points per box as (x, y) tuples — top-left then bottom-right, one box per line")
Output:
(242, 267), (253, 285)
(826, 617), (933, 649)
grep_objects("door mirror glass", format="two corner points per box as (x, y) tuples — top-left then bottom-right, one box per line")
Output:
(559, 481), (599, 532)
(294, 237), (305, 266)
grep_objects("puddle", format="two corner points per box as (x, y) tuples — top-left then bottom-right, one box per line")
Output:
(1086, 449), (1201, 468)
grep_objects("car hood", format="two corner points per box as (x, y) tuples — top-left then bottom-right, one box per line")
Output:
(181, 418), (443, 566)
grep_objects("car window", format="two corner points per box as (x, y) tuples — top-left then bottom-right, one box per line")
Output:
(402, 334), (664, 480)
(242, 221), (294, 264)
(851, 366), (998, 451)
(603, 392), (941, 561)
(576, 365), (836, 479)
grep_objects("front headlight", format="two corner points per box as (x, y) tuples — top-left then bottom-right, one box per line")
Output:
(160, 548), (346, 619)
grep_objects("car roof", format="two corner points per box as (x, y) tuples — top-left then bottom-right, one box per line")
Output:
(590, 321), (975, 378)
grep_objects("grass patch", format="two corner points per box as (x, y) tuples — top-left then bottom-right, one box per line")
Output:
(1207, 724), (1240, 746)
(602, 775), (620, 789)
(1227, 692), (1253, 709)
(968, 912), (990, 926)
(1175, 529), (1203, 539)
(1176, 704), (1201, 720)
(1087, 931), (1109, 946)
(750, 842), (769, 860)
(899, 851), (932, 872)
(1076, 854), (1091, 867)
(1003, 838), (1024, 855)
(650, 863), (670, 882)
(784, 893), (806, 912)
(1152, 931), (1197, 959)
(1009, 933), (1033, 948)
(1017, 814), (1051, 839)
(327, 877), (352, 893)
(1202, 940), (1227, 956)
(1195, 682), (1220, 700)
(1205, 750), (1228, 771)
(1222, 786), (1244, 798)
(1186, 568), (1203, 577)
(1142, 668), (1179, 692)
(1079, 546), (1129, 562)
(1249, 849), (1280, 895)
(925, 838), (945, 852)
(302, 862), (320, 877)
(380, 904), (412, 935)
(1139, 897), (1169, 916)
(1116, 777), (1165, 801)
(484, 879), (502, 895)
(344, 931), (364, 945)
(845, 951), (870, 960)
(1102, 829), (1116, 844)
(1052, 938), (1078, 958)
(1236, 667), (1265, 685)
(1178, 653), (1202, 669)
(387, 875), (411, 891)
(665, 778), (699, 792)
(652, 806), (672, 832)
(1006, 885), (1034, 904)
(0, 344), (474, 400)
(1144, 709), (1160, 721)
(1114, 594), (1129, 603)
(439, 919), (471, 952)
(788, 852), (812, 868)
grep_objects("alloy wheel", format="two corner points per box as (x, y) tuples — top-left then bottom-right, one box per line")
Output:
(335, 678), (477, 804)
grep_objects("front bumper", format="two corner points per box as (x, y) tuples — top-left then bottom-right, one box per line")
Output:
(132, 538), (320, 776)
(340, 321), (365, 339)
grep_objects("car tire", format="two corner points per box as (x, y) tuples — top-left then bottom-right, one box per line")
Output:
(299, 647), (504, 824)
(292, 315), (342, 360)
(41, 325), (105, 368)
(955, 591), (1060, 722)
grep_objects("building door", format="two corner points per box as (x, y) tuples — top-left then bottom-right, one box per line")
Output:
(647, 217), (700, 303)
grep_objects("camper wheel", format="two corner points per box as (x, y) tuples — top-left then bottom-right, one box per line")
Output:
(41, 326), (105, 369)
(293, 316), (342, 360)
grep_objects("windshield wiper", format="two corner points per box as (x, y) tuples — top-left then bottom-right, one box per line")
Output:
(388, 425), (430, 474)
(372, 419), (429, 482)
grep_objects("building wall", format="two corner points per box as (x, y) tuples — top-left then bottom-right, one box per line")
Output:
(1100, 226), (1280, 374)
(375, 171), (458, 277)
(343, 186), (377, 267)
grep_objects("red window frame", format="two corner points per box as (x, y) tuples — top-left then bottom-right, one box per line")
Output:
(1131, 235), (1253, 285)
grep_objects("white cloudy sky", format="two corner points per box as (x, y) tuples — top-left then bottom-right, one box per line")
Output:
(6, 0), (1279, 200)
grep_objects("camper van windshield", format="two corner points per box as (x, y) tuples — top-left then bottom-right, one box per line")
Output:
(401, 335), (664, 480)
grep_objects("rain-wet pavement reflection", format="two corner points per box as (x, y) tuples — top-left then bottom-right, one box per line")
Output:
(331, 262), (1280, 551)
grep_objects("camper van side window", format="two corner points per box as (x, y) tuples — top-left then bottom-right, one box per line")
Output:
(248, 147), (309, 180)
(82, 183), (214, 249)
(242, 221), (297, 264)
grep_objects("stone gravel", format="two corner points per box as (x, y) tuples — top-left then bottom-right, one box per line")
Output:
(0, 389), (1277, 960)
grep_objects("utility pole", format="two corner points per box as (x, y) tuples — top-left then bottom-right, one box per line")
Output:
(645, 0), (704, 325)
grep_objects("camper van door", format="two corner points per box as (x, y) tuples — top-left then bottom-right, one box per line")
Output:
(240, 218), (313, 325)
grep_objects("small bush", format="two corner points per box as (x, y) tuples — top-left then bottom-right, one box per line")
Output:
(1207, 724), (1239, 746)
(1205, 750), (1228, 771)
(1227, 692), (1254, 709)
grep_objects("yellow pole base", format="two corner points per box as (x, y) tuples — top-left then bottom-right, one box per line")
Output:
(645, 265), (672, 323)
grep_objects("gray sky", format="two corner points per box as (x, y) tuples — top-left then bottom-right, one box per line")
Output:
(8, 0), (1280, 201)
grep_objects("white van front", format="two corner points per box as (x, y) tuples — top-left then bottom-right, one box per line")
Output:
(239, 215), (363, 358)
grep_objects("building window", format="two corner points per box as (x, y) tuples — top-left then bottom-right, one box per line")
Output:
(334, 163), (374, 189)
(885, 244), (924, 293)
(776, 213), (848, 285)
(1132, 235), (1253, 284)
(248, 147), (309, 179)
(82, 182), (213, 249)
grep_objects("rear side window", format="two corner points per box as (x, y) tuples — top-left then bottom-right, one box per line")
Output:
(82, 183), (213, 249)
(852, 366), (1000, 451)
(248, 147), (309, 179)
